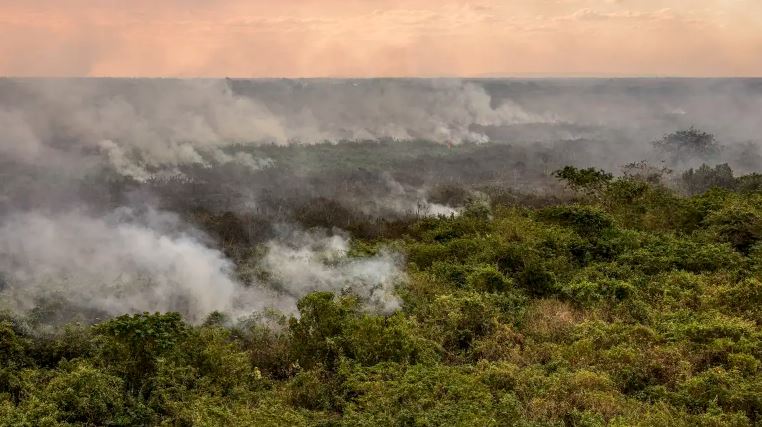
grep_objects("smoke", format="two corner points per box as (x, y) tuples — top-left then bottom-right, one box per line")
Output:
(259, 226), (404, 313)
(2, 78), (761, 182)
(0, 78), (552, 180)
(0, 78), (760, 325)
(372, 174), (460, 217)
(0, 208), (237, 323)
(236, 79), (552, 144)
(0, 79), (284, 180)
(0, 208), (403, 323)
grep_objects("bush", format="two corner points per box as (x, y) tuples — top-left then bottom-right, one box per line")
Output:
(561, 278), (635, 307)
(539, 205), (615, 237)
(288, 293), (358, 371)
(96, 312), (188, 394)
(554, 166), (613, 195)
(713, 278), (762, 323)
(704, 203), (762, 253)
(517, 261), (558, 297)
(343, 313), (438, 366)
(619, 235), (743, 274)
(422, 293), (498, 353)
(342, 364), (496, 426)
(675, 367), (762, 419)
(43, 361), (125, 425)
(467, 265), (512, 293)
(285, 366), (340, 411)
(0, 321), (30, 368)
(681, 163), (736, 195)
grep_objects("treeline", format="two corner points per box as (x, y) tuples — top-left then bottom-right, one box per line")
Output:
(2, 162), (762, 425)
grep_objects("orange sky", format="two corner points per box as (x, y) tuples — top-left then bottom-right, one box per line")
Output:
(1, 0), (760, 77)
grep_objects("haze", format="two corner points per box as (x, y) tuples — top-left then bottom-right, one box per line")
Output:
(1, 0), (761, 77)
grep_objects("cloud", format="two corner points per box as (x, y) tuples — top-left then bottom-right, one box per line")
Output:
(564, 8), (672, 21)
(555, 7), (710, 26)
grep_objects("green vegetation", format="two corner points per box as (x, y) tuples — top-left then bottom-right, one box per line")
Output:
(2, 165), (762, 426)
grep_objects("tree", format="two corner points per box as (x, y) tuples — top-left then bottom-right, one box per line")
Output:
(681, 163), (735, 195)
(96, 312), (187, 395)
(653, 127), (720, 163)
(288, 292), (358, 370)
(705, 203), (762, 253)
(554, 166), (613, 197)
(622, 160), (672, 184)
(43, 361), (125, 425)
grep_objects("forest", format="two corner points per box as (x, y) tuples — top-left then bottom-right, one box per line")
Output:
(2, 128), (762, 425)
(1, 78), (762, 426)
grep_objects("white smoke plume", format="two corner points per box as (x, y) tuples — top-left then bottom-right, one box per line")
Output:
(0, 208), (404, 323)
(259, 226), (404, 313)
(0, 78), (549, 180)
(0, 79), (285, 180)
(0, 208), (241, 323)
(370, 173), (460, 217)
(2, 78), (761, 181)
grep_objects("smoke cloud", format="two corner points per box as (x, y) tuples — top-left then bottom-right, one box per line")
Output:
(1, 78), (760, 325)
(0, 208), (239, 323)
(259, 226), (404, 313)
(2, 78), (761, 182)
(0, 78), (550, 180)
(0, 209), (404, 323)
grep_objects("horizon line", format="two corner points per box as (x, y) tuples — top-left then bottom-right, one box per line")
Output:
(3, 74), (762, 80)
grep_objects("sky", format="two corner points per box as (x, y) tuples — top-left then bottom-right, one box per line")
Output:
(0, 0), (760, 77)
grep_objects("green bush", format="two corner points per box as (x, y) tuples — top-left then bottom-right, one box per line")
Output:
(704, 203), (762, 253)
(95, 312), (188, 394)
(561, 278), (635, 307)
(422, 293), (498, 353)
(288, 292), (358, 371)
(42, 361), (125, 425)
(467, 265), (512, 293)
(342, 363), (495, 426)
(517, 261), (558, 297)
(539, 205), (615, 237)
(343, 313), (439, 366)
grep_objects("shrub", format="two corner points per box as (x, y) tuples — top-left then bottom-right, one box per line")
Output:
(342, 364), (496, 426)
(681, 163), (736, 195)
(561, 278), (635, 307)
(289, 293), (358, 371)
(96, 312), (188, 394)
(704, 203), (762, 253)
(422, 293), (498, 353)
(43, 361), (125, 425)
(554, 166), (613, 196)
(675, 367), (762, 419)
(517, 261), (558, 297)
(713, 278), (762, 323)
(467, 265), (512, 293)
(343, 313), (439, 366)
(285, 366), (340, 411)
(539, 205), (615, 237)
(0, 321), (30, 368)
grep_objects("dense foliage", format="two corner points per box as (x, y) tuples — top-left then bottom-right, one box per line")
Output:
(2, 164), (762, 426)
